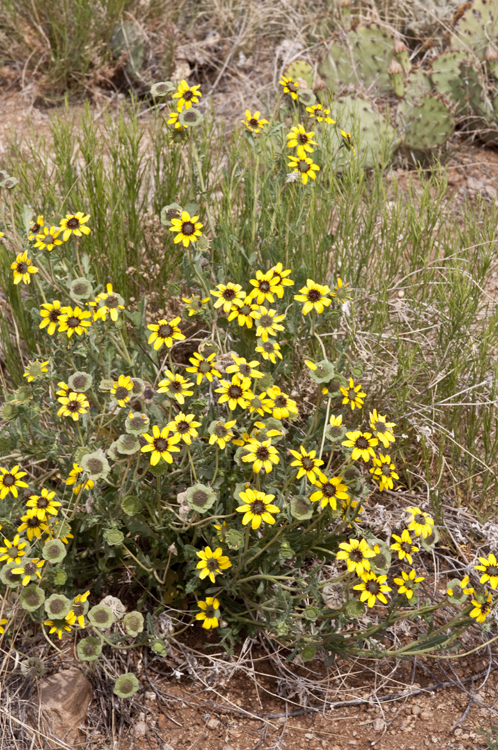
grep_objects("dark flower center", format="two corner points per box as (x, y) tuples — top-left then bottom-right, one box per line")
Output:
(143, 387), (155, 399)
(355, 437), (369, 449)
(199, 361), (211, 373)
(298, 160), (309, 173)
(329, 426), (342, 437)
(263, 342), (274, 352)
(30, 223), (41, 233)
(67, 400), (82, 412)
(374, 421), (387, 433)
(115, 386), (129, 401)
(106, 295), (119, 308)
(350, 549), (364, 562)
(24, 562), (36, 575)
(307, 288), (321, 302)
(348, 389), (357, 400)
(3, 474), (15, 486)
(87, 458), (104, 474)
(73, 283), (88, 296)
(10, 546), (21, 556)
(93, 609), (109, 624)
(67, 218), (80, 229)
(287, 82), (298, 92)
(240, 304), (251, 315)
(298, 133), (308, 144)
(249, 119), (258, 127)
(72, 376), (87, 390)
(322, 483), (336, 498)
(177, 420), (190, 433)
(487, 565), (498, 577)
(214, 424), (227, 437)
(239, 364), (251, 376)
(251, 500), (265, 515)
(43, 235), (54, 244)
(259, 315), (272, 327)
(183, 90), (194, 101)
(170, 381), (182, 391)
(414, 514), (426, 525)
(205, 605), (215, 617)
(259, 281), (270, 292)
(366, 580), (381, 595)
(154, 438), (168, 451)
(275, 395), (287, 407)
(67, 316), (80, 328)
(192, 490), (208, 506)
(301, 457), (314, 470)
(181, 221), (195, 235)
(49, 309), (60, 322)
(27, 518), (41, 528)
(16, 262), (28, 274)
(400, 542), (412, 553)
(158, 324), (173, 338)
(381, 465), (392, 476)
(256, 446), (270, 459)
(228, 385), (243, 399)
(222, 288), (236, 300)
(207, 559), (218, 570)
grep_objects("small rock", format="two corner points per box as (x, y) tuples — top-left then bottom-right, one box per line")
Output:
(420, 711), (432, 721)
(373, 718), (385, 732)
(305, 734), (314, 740)
(454, 728), (462, 736)
(207, 717), (221, 730)
(412, 705), (421, 716)
(32, 668), (93, 747)
(135, 721), (147, 738)
(431, 738), (438, 745)
(223, 746), (234, 750)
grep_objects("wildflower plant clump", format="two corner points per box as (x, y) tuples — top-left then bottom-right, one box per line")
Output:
(0, 81), (494, 687)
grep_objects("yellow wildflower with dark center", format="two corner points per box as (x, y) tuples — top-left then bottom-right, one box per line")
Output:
(286, 124), (318, 158)
(39, 300), (63, 335)
(470, 593), (493, 623)
(369, 409), (395, 448)
(92, 283), (125, 322)
(393, 568), (425, 600)
(340, 378), (366, 410)
(334, 277), (352, 301)
(11, 251), (38, 285)
(236, 488), (280, 529)
(182, 294), (210, 316)
(447, 576), (473, 597)
(310, 475), (349, 510)
(147, 316), (185, 351)
(209, 419), (237, 449)
(44, 619), (73, 639)
(353, 571), (391, 608)
(110, 375), (134, 407)
(233, 421), (281, 447)
(167, 111), (184, 130)
(169, 210), (203, 247)
(405, 507), (434, 539)
(12, 557), (45, 586)
(196, 546), (231, 583)
(255, 339), (282, 363)
(57, 306), (92, 338)
(0, 534), (27, 564)
(242, 110), (269, 133)
(0, 466), (29, 499)
(341, 497), (363, 525)
(196, 597), (220, 629)
(66, 590), (90, 628)
(340, 129), (355, 153)
(141, 425), (181, 465)
(172, 79), (202, 111)
(34, 225), (63, 251)
(186, 351), (221, 385)
(306, 103), (335, 123)
(242, 438), (279, 474)
(226, 354), (263, 380)
(279, 75), (299, 100)
(342, 430), (378, 462)
(60, 212), (91, 241)
(266, 385), (298, 420)
(26, 489), (61, 520)
(336, 538), (375, 576)
(228, 297), (260, 328)
(253, 306), (285, 342)
(269, 262), (294, 298)
(475, 553), (498, 589)
(294, 279), (331, 315)
(167, 412), (201, 444)
(28, 215), (44, 240)
(370, 453), (399, 491)
(287, 155), (320, 185)
(215, 374), (253, 410)
(289, 446), (325, 483)
(57, 392), (89, 421)
(390, 530), (419, 565)
(247, 392), (272, 417)
(17, 514), (48, 541)
(157, 370), (194, 405)
(248, 270), (279, 305)
(23, 359), (49, 382)
(65, 463), (94, 494)
(211, 282), (245, 313)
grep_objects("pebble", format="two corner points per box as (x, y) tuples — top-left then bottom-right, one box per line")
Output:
(373, 718), (385, 732)
(411, 705), (421, 716)
(207, 717), (221, 730)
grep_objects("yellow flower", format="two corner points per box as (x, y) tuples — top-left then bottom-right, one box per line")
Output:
(310, 475), (349, 510)
(228, 297), (260, 328)
(147, 317), (185, 351)
(248, 270), (279, 305)
(370, 453), (399, 491)
(65, 463), (94, 494)
(26, 489), (61, 520)
(39, 300), (63, 335)
(196, 597), (220, 629)
(17, 514), (48, 541)
(253, 306), (285, 341)
(334, 277), (352, 300)
(294, 279), (331, 315)
(12, 558), (45, 586)
(196, 546), (231, 583)
(306, 103), (335, 123)
(59, 212), (91, 241)
(247, 392), (273, 417)
(167, 111), (184, 130)
(340, 129), (355, 153)
(11, 251), (38, 285)
(186, 351), (221, 385)
(289, 446), (325, 483)
(34, 225), (63, 251)
(342, 431), (378, 462)
(44, 619), (73, 639)
(57, 306), (92, 338)
(226, 354), (263, 380)
(169, 210), (203, 246)
(66, 590), (91, 628)
(141, 425), (181, 466)
(0, 618), (8, 634)
(340, 378), (366, 410)
(255, 339), (282, 363)
(23, 359), (49, 382)
(211, 282), (245, 313)
(0, 466), (29, 499)
(269, 262), (294, 298)
(336, 538), (375, 576)
(390, 530), (419, 565)
(0, 535), (27, 564)
(110, 374), (134, 408)
(354, 571), (391, 608)
(172, 79), (202, 111)
(242, 438), (280, 474)
(341, 497), (363, 524)
(209, 419), (237, 449)
(92, 283), (125, 322)
(167, 412), (201, 444)
(470, 593), (493, 623)
(182, 294), (210, 316)
(28, 215), (44, 240)
(330, 413), (342, 427)
(288, 155), (320, 185)
(369, 409), (395, 448)
(57, 392), (89, 420)
(242, 110), (269, 133)
(279, 75), (299, 100)
(266, 385), (298, 420)
(157, 370), (194, 404)
(405, 507), (434, 539)
(447, 576), (473, 597)
(236, 488), (280, 529)
(475, 553), (498, 589)
(393, 568), (425, 600)
(215, 374), (253, 410)
(286, 124), (318, 157)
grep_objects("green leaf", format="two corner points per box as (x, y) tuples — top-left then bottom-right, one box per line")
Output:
(125, 516), (157, 538)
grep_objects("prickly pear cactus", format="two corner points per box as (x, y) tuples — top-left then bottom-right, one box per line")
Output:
(285, 60), (314, 89)
(398, 95), (455, 152)
(460, 62), (494, 118)
(328, 95), (397, 169)
(111, 22), (144, 78)
(431, 51), (468, 108)
(451, 0), (498, 61)
(403, 68), (432, 104)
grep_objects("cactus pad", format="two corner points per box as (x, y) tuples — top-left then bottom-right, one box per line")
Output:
(330, 95), (397, 168)
(285, 60), (314, 90)
(403, 68), (432, 103)
(112, 22), (144, 78)
(398, 95), (455, 151)
(452, 0), (498, 61)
